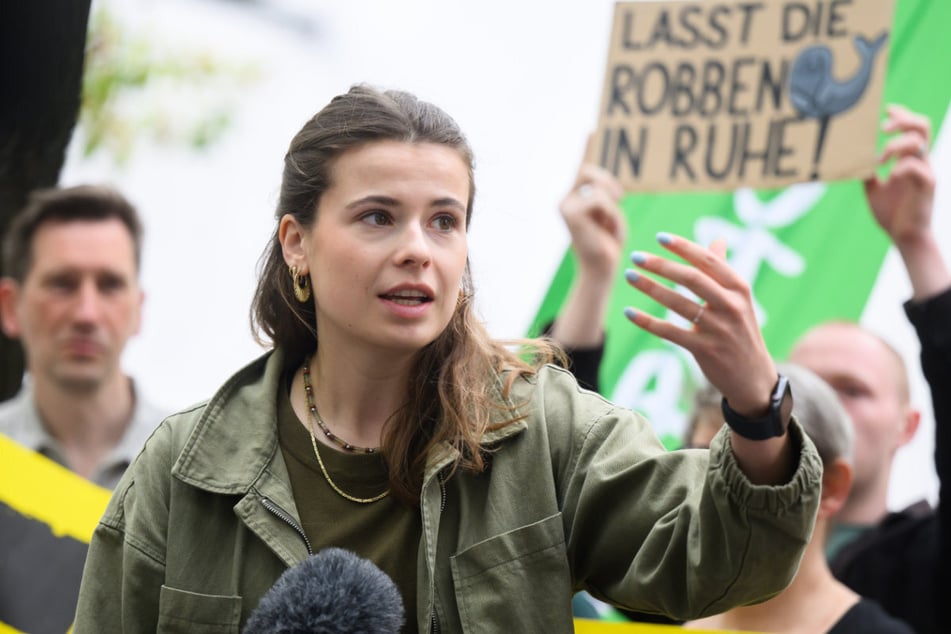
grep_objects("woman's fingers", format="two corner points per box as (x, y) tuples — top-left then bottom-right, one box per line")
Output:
(623, 305), (696, 350)
(624, 231), (775, 410)
(625, 263), (702, 326)
(628, 233), (745, 310)
(624, 232), (755, 349)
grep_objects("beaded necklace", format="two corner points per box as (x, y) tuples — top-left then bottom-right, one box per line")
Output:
(302, 357), (378, 454)
(301, 357), (389, 504)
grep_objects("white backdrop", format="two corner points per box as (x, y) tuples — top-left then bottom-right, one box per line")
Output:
(63, 0), (948, 509)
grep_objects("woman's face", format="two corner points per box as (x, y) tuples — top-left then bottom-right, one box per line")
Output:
(296, 140), (470, 357)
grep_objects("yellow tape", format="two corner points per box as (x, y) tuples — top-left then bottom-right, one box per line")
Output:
(0, 621), (26, 634)
(0, 434), (111, 543)
(574, 619), (756, 633)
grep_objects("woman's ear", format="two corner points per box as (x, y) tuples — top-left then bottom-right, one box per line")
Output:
(818, 457), (853, 520)
(279, 214), (307, 270)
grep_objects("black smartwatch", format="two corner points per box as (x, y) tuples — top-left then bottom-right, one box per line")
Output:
(721, 374), (793, 440)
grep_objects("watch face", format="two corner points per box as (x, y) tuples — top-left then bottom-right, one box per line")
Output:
(776, 375), (793, 428)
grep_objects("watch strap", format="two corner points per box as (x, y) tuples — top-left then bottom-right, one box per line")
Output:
(720, 374), (792, 440)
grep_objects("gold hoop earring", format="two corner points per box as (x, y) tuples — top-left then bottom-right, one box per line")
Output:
(290, 266), (311, 303)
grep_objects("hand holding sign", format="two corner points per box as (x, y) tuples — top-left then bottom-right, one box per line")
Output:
(865, 105), (935, 249)
(560, 161), (627, 279)
(864, 104), (949, 301)
(550, 152), (627, 351)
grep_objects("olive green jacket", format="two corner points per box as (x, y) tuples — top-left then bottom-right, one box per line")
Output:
(74, 350), (821, 633)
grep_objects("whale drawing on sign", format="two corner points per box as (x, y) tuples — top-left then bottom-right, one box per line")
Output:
(789, 32), (889, 180)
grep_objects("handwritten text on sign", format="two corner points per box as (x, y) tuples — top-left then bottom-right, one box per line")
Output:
(593, 0), (894, 192)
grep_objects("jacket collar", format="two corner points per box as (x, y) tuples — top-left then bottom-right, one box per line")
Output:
(173, 349), (532, 495)
(172, 350), (285, 495)
(422, 369), (530, 481)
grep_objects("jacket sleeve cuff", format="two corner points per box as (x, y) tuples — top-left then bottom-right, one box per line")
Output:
(707, 418), (823, 515)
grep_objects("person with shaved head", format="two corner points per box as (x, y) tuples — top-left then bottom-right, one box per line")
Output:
(790, 105), (949, 634)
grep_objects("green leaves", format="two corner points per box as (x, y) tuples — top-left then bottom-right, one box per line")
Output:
(77, 6), (259, 164)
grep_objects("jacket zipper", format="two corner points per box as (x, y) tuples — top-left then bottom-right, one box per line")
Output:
(430, 469), (448, 633)
(261, 496), (313, 555)
(439, 468), (447, 512)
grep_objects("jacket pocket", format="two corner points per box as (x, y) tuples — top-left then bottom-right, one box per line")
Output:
(450, 512), (574, 633)
(158, 585), (242, 634)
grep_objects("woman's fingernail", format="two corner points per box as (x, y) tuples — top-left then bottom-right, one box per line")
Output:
(656, 232), (673, 245)
(630, 251), (647, 265)
(625, 269), (639, 284)
(623, 307), (638, 321)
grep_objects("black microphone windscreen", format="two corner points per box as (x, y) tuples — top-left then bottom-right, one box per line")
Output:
(243, 547), (405, 634)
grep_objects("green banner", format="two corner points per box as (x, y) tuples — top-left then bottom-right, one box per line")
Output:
(530, 0), (951, 448)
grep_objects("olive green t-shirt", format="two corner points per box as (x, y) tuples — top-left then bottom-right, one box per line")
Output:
(277, 377), (421, 633)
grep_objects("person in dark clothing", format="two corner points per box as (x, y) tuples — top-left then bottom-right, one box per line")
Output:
(792, 104), (948, 634)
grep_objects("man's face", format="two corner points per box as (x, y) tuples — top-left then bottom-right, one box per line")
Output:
(790, 324), (915, 495)
(0, 219), (143, 393)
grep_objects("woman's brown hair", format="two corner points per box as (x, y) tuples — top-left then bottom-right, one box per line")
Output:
(251, 84), (560, 504)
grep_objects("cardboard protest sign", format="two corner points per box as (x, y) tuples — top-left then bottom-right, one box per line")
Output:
(535, 0), (951, 448)
(593, 0), (895, 191)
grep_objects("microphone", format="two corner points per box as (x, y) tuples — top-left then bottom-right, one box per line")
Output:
(243, 547), (406, 634)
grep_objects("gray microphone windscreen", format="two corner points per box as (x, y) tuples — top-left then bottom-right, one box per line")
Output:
(243, 547), (405, 634)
